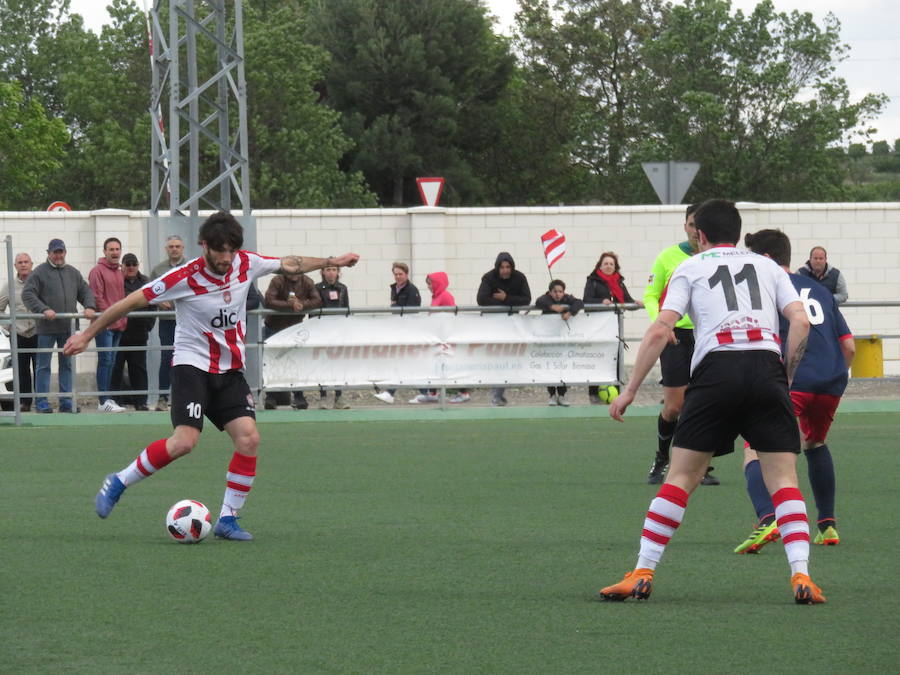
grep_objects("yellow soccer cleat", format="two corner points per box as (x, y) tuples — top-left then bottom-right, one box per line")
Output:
(734, 520), (780, 554)
(814, 525), (840, 546)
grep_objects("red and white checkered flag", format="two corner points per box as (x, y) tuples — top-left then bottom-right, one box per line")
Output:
(540, 228), (567, 268)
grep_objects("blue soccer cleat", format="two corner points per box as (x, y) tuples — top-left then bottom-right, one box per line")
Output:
(214, 515), (254, 541)
(95, 473), (126, 518)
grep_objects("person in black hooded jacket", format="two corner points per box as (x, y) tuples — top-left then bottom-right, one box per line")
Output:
(477, 252), (532, 405)
(477, 252), (532, 308)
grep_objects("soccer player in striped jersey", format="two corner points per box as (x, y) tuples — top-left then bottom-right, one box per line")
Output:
(734, 229), (855, 554)
(64, 211), (359, 540)
(601, 199), (826, 604)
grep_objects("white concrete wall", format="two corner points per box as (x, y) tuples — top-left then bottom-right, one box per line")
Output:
(3, 203), (898, 371)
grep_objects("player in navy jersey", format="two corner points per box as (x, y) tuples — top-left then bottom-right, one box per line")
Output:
(64, 211), (359, 540)
(734, 229), (855, 554)
(599, 199), (826, 604)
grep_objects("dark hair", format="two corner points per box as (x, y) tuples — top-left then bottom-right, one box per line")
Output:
(548, 279), (566, 291)
(809, 246), (827, 258)
(595, 251), (621, 275)
(693, 199), (741, 245)
(392, 261), (409, 275)
(199, 211), (243, 251)
(744, 229), (791, 267)
(685, 202), (700, 218)
(103, 237), (122, 250)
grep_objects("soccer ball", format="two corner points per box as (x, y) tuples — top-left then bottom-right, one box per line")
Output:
(598, 385), (619, 404)
(165, 499), (212, 543)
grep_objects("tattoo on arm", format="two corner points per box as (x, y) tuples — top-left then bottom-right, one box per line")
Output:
(786, 336), (808, 382)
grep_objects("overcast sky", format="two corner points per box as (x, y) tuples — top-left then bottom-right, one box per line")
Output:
(67, 0), (899, 144)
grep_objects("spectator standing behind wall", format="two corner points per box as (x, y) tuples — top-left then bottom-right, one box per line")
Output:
(315, 265), (350, 409)
(22, 238), (97, 413)
(427, 271), (472, 404)
(111, 253), (156, 410)
(150, 235), (187, 411)
(374, 262), (423, 404)
(536, 279), (585, 407)
(262, 270), (322, 410)
(0, 252), (37, 410)
(477, 251), (532, 407)
(583, 251), (643, 404)
(89, 237), (128, 412)
(796, 246), (848, 305)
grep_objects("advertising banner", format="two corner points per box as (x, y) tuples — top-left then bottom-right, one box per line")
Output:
(263, 312), (622, 389)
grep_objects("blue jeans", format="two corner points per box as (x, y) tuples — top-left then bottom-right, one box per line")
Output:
(36, 333), (73, 410)
(95, 330), (122, 403)
(158, 319), (176, 395)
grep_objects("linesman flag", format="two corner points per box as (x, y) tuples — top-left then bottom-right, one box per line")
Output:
(540, 228), (567, 268)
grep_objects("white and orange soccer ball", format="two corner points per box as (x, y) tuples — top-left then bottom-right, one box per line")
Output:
(165, 499), (212, 543)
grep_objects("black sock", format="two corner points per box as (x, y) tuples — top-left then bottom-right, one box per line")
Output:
(657, 414), (677, 463)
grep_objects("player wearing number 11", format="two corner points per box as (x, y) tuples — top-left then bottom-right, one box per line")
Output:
(600, 199), (826, 604)
(64, 211), (359, 540)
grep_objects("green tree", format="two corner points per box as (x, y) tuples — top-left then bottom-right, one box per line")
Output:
(0, 80), (68, 209)
(640, 0), (886, 202)
(43, 0), (152, 208)
(307, 0), (515, 205)
(871, 140), (890, 155)
(0, 0), (71, 105)
(515, 0), (666, 204)
(243, 3), (375, 208)
(512, 0), (886, 204)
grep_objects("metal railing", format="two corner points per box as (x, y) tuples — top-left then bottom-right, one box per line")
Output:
(1, 289), (636, 424)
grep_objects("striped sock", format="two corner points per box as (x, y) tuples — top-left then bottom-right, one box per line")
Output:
(773, 486), (811, 576)
(220, 452), (256, 518)
(636, 483), (689, 570)
(117, 439), (174, 486)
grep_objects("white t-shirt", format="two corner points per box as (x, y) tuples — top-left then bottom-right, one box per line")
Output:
(142, 251), (281, 373)
(661, 245), (800, 373)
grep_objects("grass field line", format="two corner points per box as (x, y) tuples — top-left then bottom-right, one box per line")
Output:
(3, 397), (900, 427)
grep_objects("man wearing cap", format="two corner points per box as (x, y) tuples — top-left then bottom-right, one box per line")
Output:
(22, 239), (97, 413)
(89, 237), (128, 412)
(111, 254), (156, 410)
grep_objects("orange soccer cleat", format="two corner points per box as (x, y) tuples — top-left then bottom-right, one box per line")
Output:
(791, 573), (826, 604)
(599, 569), (655, 601)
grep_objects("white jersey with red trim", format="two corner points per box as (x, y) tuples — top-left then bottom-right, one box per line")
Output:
(661, 245), (800, 373)
(142, 250), (281, 373)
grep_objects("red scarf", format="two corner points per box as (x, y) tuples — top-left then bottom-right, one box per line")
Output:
(597, 271), (625, 303)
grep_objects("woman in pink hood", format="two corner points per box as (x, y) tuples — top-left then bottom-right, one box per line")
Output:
(424, 272), (471, 403)
(426, 271), (455, 307)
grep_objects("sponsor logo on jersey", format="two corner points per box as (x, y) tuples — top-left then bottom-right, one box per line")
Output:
(210, 308), (239, 328)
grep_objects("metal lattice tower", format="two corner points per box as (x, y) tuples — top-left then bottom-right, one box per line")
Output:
(148, 0), (251, 217)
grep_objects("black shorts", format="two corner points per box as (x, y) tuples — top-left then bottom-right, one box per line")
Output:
(672, 351), (799, 457)
(170, 365), (256, 431)
(659, 327), (694, 387)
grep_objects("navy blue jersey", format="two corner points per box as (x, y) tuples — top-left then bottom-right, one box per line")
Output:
(778, 274), (852, 396)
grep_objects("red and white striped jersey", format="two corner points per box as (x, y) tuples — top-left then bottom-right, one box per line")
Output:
(142, 250), (281, 373)
(661, 245), (800, 373)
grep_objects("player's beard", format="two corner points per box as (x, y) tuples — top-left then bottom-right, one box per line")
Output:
(205, 252), (231, 275)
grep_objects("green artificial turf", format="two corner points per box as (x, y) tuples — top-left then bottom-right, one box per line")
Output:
(4, 413), (898, 673)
